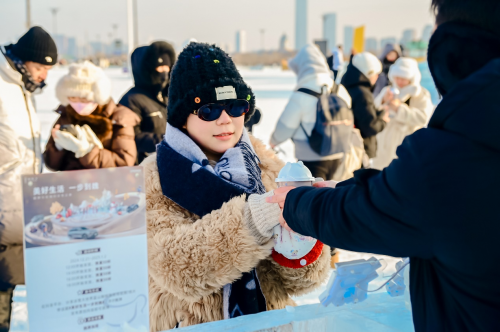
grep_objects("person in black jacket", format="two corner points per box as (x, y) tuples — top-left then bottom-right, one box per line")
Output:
(266, 0), (500, 331)
(119, 41), (176, 164)
(341, 52), (388, 158)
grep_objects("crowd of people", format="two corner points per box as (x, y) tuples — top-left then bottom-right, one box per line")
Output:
(1, 0), (500, 331)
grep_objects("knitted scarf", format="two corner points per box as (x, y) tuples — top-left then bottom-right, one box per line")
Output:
(164, 124), (265, 195)
(156, 125), (267, 321)
(5, 48), (45, 93)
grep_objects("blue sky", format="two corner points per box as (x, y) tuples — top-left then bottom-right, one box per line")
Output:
(0, 0), (435, 51)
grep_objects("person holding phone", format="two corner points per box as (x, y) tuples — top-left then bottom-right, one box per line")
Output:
(43, 61), (140, 171)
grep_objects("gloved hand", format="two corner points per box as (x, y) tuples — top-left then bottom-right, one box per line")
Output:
(81, 124), (104, 150)
(53, 125), (95, 158)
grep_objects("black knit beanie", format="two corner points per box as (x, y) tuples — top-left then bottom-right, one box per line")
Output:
(143, 41), (176, 72)
(11, 26), (58, 65)
(167, 42), (256, 128)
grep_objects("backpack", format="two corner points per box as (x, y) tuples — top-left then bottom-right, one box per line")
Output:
(298, 84), (354, 156)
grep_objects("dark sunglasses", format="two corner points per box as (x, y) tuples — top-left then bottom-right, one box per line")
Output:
(193, 99), (249, 122)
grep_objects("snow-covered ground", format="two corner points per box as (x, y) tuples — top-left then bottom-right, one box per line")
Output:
(34, 65), (434, 306)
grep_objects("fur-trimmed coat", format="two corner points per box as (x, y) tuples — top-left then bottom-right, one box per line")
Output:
(43, 100), (140, 171)
(143, 135), (331, 331)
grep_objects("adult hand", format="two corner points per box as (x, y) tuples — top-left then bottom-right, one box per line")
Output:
(81, 125), (104, 149)
(266, 186), (295, 231)
(53, 125), (95, 158)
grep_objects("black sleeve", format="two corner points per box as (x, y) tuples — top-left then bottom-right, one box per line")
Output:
(283, 168), (433, 259)
(135, 132), (162, 153)
(351, 88), (387, 138)
(120, 92), (160, 154)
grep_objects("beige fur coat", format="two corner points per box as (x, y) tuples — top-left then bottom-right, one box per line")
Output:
(143, 135), (331, 332)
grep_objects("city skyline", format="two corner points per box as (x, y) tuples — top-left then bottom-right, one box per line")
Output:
(0, 0), (435, 53)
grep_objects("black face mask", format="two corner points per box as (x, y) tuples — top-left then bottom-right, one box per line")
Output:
(159, 71), (169, 89)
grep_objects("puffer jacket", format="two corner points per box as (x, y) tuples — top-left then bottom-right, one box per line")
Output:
(270, 44), (352, 161)
(43, 100), (140, 171)
(341, 63), (387, 158)
(0, 48), (42, 285)
(144, 135), (331, 332)
(119, 42), (176, 164)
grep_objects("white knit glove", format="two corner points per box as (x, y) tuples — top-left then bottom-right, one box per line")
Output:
(244, 191), (282, 245)
(53, 125), (95, 158)
(81, 124), (104, 149)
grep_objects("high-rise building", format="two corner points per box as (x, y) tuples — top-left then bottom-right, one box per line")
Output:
(401, 29), (417, 47)
(323, 13), (337, 51)
(235, 30), (246, 53)
(314, 40), (328, 57)
(279, 34), (291, 52)
(295, 0), (308, 50)
(66, 37), (78, 59)
(344, 26), (354, 54)
(54, 34), (67, 56)
(422, 25), (433, 43)
(365, 37), (378, 54)
(380, 37), (397, 51)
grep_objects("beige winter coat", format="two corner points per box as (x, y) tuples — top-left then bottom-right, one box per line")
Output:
(371, 85), (433, 170)
(143, 135), (331, 332)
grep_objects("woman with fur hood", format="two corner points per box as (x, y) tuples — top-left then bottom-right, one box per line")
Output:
(44, 61), (140, 170)
(143, 43), (330, 331)
(371, 58), (434, 170)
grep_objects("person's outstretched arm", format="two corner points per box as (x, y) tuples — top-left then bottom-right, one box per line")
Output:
(281, 143), (434, 259)
(270, 93), (304, 147)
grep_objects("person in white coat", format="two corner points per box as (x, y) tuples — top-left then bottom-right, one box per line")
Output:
(371, 57), (434, 170)
(0, 26), (56, 315)
(270, 44), (351, 180)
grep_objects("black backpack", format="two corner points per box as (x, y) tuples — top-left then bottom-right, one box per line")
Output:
(299, 84), (354, 156)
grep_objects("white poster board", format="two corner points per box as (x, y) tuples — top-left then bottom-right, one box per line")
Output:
(22, 167), (149, 332)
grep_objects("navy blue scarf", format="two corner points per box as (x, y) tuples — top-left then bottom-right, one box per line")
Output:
(156, 128), (267, 320)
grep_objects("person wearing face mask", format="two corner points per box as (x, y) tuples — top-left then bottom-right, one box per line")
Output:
(371, 57), (434, 170)
(119, 41), (176, 164)
(143, 43), (330, 331)
(373, 43), (402, 97)
(0, 27), (56, 326)
(43, 61), (140, 171)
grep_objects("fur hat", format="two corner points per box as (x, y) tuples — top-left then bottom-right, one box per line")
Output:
(352, 52), (383, 79)
(56, 61), (111, 106)
(166, 42), (255, 129)
(389, 57), (422, 85)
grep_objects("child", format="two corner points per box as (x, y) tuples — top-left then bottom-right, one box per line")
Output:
(143, 43), (330, 331)
(372, 57), (434, 170)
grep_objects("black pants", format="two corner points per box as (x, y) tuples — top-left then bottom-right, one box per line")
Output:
(303, 159), (342, 181)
